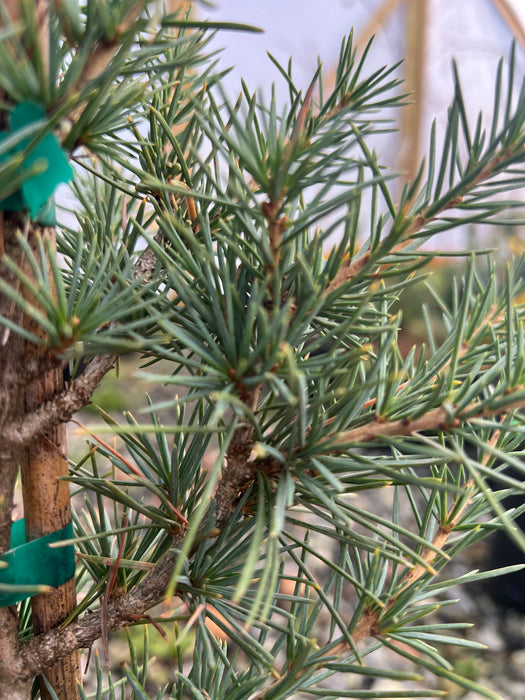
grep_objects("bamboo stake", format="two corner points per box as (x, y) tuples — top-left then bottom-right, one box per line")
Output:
(355, 0), (405, 49)
(491, 0), (525, 48)
(21, 227), (80, 700)
(399, 0), (428, 185)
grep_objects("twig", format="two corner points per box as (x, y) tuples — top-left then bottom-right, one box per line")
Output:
(322, 250), (371, 296)
(327, 405), (454, 447)
(101, 514), (128, 666)
(325, 392), (525, 448)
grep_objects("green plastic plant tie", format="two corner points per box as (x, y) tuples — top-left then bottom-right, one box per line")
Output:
(0, 519), (75, 607)
(0, 102), (73, 225)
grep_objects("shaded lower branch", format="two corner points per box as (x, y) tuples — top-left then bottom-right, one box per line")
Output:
(18, 433), (251, 682)
(249, 430), (500, 700)
(13, 393), (512, 682)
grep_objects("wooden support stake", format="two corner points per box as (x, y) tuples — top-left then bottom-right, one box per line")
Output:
(21, 227), (80, 700)
(491, 0), (525, 48)
(400, 0), (428, 186)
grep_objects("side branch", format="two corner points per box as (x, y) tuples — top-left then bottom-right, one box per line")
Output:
(326, 394), (525, 448)
(1, 353), (116, 448)
(322, 143), (518, 300)
(328, 406), (454, 447)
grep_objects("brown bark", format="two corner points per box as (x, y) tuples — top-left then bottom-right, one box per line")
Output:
(400, 0), (428, 185)
(2, 352), (117, 449)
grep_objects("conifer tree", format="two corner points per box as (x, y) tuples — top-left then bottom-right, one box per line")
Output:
(1, 2), (525, 698)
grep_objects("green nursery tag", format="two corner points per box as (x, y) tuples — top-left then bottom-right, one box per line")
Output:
(0, 519), (75, 607)
(0, 102), (73, 225)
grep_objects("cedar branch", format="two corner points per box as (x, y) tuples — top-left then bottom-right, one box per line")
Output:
(325, 393), (525, 448)
(322, 144), (518, 299)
